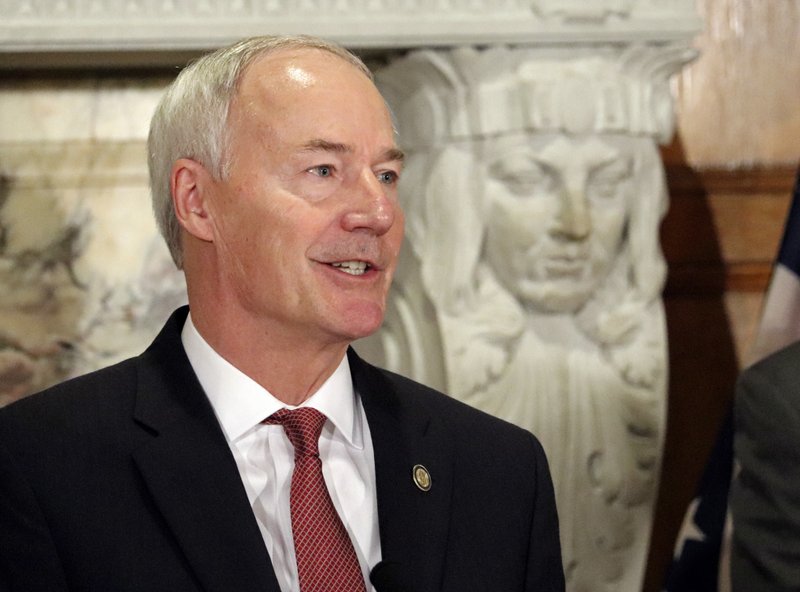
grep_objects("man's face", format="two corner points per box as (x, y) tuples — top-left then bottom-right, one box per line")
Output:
(482, 134), (630, 313)
(202, 49), (404, 346)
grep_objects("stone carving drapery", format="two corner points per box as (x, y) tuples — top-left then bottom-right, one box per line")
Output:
(358, 42), (695, 591)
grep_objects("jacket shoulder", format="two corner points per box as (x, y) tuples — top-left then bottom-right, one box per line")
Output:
(366, 361), (545, 456)
(744, 340), (800, 378)
(737, 340), (800, 406)
(0, 307), (189, 433)
(0, 357), (140, 438)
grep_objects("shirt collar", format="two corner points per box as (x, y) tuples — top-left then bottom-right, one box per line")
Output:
(181, 312), (363, 449)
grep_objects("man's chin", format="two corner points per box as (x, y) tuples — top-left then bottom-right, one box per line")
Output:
(334, 304), (386, 342)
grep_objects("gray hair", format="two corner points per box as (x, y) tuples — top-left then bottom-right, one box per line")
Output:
(148, 35), (372, 268)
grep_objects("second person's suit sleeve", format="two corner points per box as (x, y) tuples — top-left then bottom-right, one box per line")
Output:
(731, 365), (800, 591)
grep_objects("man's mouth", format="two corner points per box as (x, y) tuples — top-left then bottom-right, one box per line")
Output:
(330, 260), (371, 276)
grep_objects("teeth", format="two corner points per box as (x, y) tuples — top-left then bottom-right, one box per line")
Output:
(331, 261), (369, 276)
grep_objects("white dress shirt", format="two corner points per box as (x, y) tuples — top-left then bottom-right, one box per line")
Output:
(181, 314), (381, 592)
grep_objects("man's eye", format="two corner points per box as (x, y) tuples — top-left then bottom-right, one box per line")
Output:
(309, 165), (333, 177)
(377, 171), (398, 185)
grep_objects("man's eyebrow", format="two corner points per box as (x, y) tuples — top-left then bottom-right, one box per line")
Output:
(382, 147), (406, 164)
(299, 139), (404, 164)
(301, 139), (351, 154)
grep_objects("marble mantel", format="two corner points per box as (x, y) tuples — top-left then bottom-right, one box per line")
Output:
(0, 0), (699, 67)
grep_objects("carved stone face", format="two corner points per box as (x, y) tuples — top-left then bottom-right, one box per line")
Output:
(482, 133), (631, 313)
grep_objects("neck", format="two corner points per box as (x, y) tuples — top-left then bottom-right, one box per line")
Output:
(182, 254), (352, 405)
(189, 303), (350, 406)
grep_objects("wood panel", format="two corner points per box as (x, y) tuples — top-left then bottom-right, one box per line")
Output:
(662, 164), (796, 294)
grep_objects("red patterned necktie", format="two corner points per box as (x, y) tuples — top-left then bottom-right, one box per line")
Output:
(266, 407), (367, 592)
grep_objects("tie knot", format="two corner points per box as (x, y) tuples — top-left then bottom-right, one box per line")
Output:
(266, 407), (327, 457)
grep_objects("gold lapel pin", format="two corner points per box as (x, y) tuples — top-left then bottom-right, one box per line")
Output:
(412, 464), (432, 492)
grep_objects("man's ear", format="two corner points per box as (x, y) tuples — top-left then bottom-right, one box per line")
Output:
(171, 158), (215, 242)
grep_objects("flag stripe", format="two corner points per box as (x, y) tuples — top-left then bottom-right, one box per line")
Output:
(777, 171), (800, 273)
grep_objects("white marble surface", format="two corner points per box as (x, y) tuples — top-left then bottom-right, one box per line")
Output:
(0, 79), (186, 406)
(0, 0), (700, 65)
(0, 78), (168, 143)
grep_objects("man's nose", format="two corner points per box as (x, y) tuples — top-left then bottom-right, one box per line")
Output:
(552, 181), (591, 240)
(340, 169), (397, 235)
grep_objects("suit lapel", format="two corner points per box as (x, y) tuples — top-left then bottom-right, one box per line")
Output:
(128, 311), (453, 591)
(131, 309), (281, 592)
(349, 349), (453, 591)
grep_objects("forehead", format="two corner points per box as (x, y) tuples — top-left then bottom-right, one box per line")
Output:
(230, 48), (394, 142)
(484, 133), (632, 174)
(242, 47), (364, 90)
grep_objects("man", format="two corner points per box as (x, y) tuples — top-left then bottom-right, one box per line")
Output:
(730, 341), (800, 591)
(0, 36), (563, 592)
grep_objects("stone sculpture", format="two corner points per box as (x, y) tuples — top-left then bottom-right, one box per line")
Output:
(360, 44), (692, 591)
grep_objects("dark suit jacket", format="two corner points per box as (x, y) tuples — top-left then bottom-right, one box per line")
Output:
(0, 307), (563, 592)
(731, 341), (800, 592)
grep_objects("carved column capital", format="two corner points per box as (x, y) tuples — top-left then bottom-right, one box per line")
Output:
(378, 43), (697, 149)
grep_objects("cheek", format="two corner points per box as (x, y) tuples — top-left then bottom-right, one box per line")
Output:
(388, 208), (406, 252)
(216, 202), (297, 277)
(590, 209), (627, 254)
(486, 195), (551, 255)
